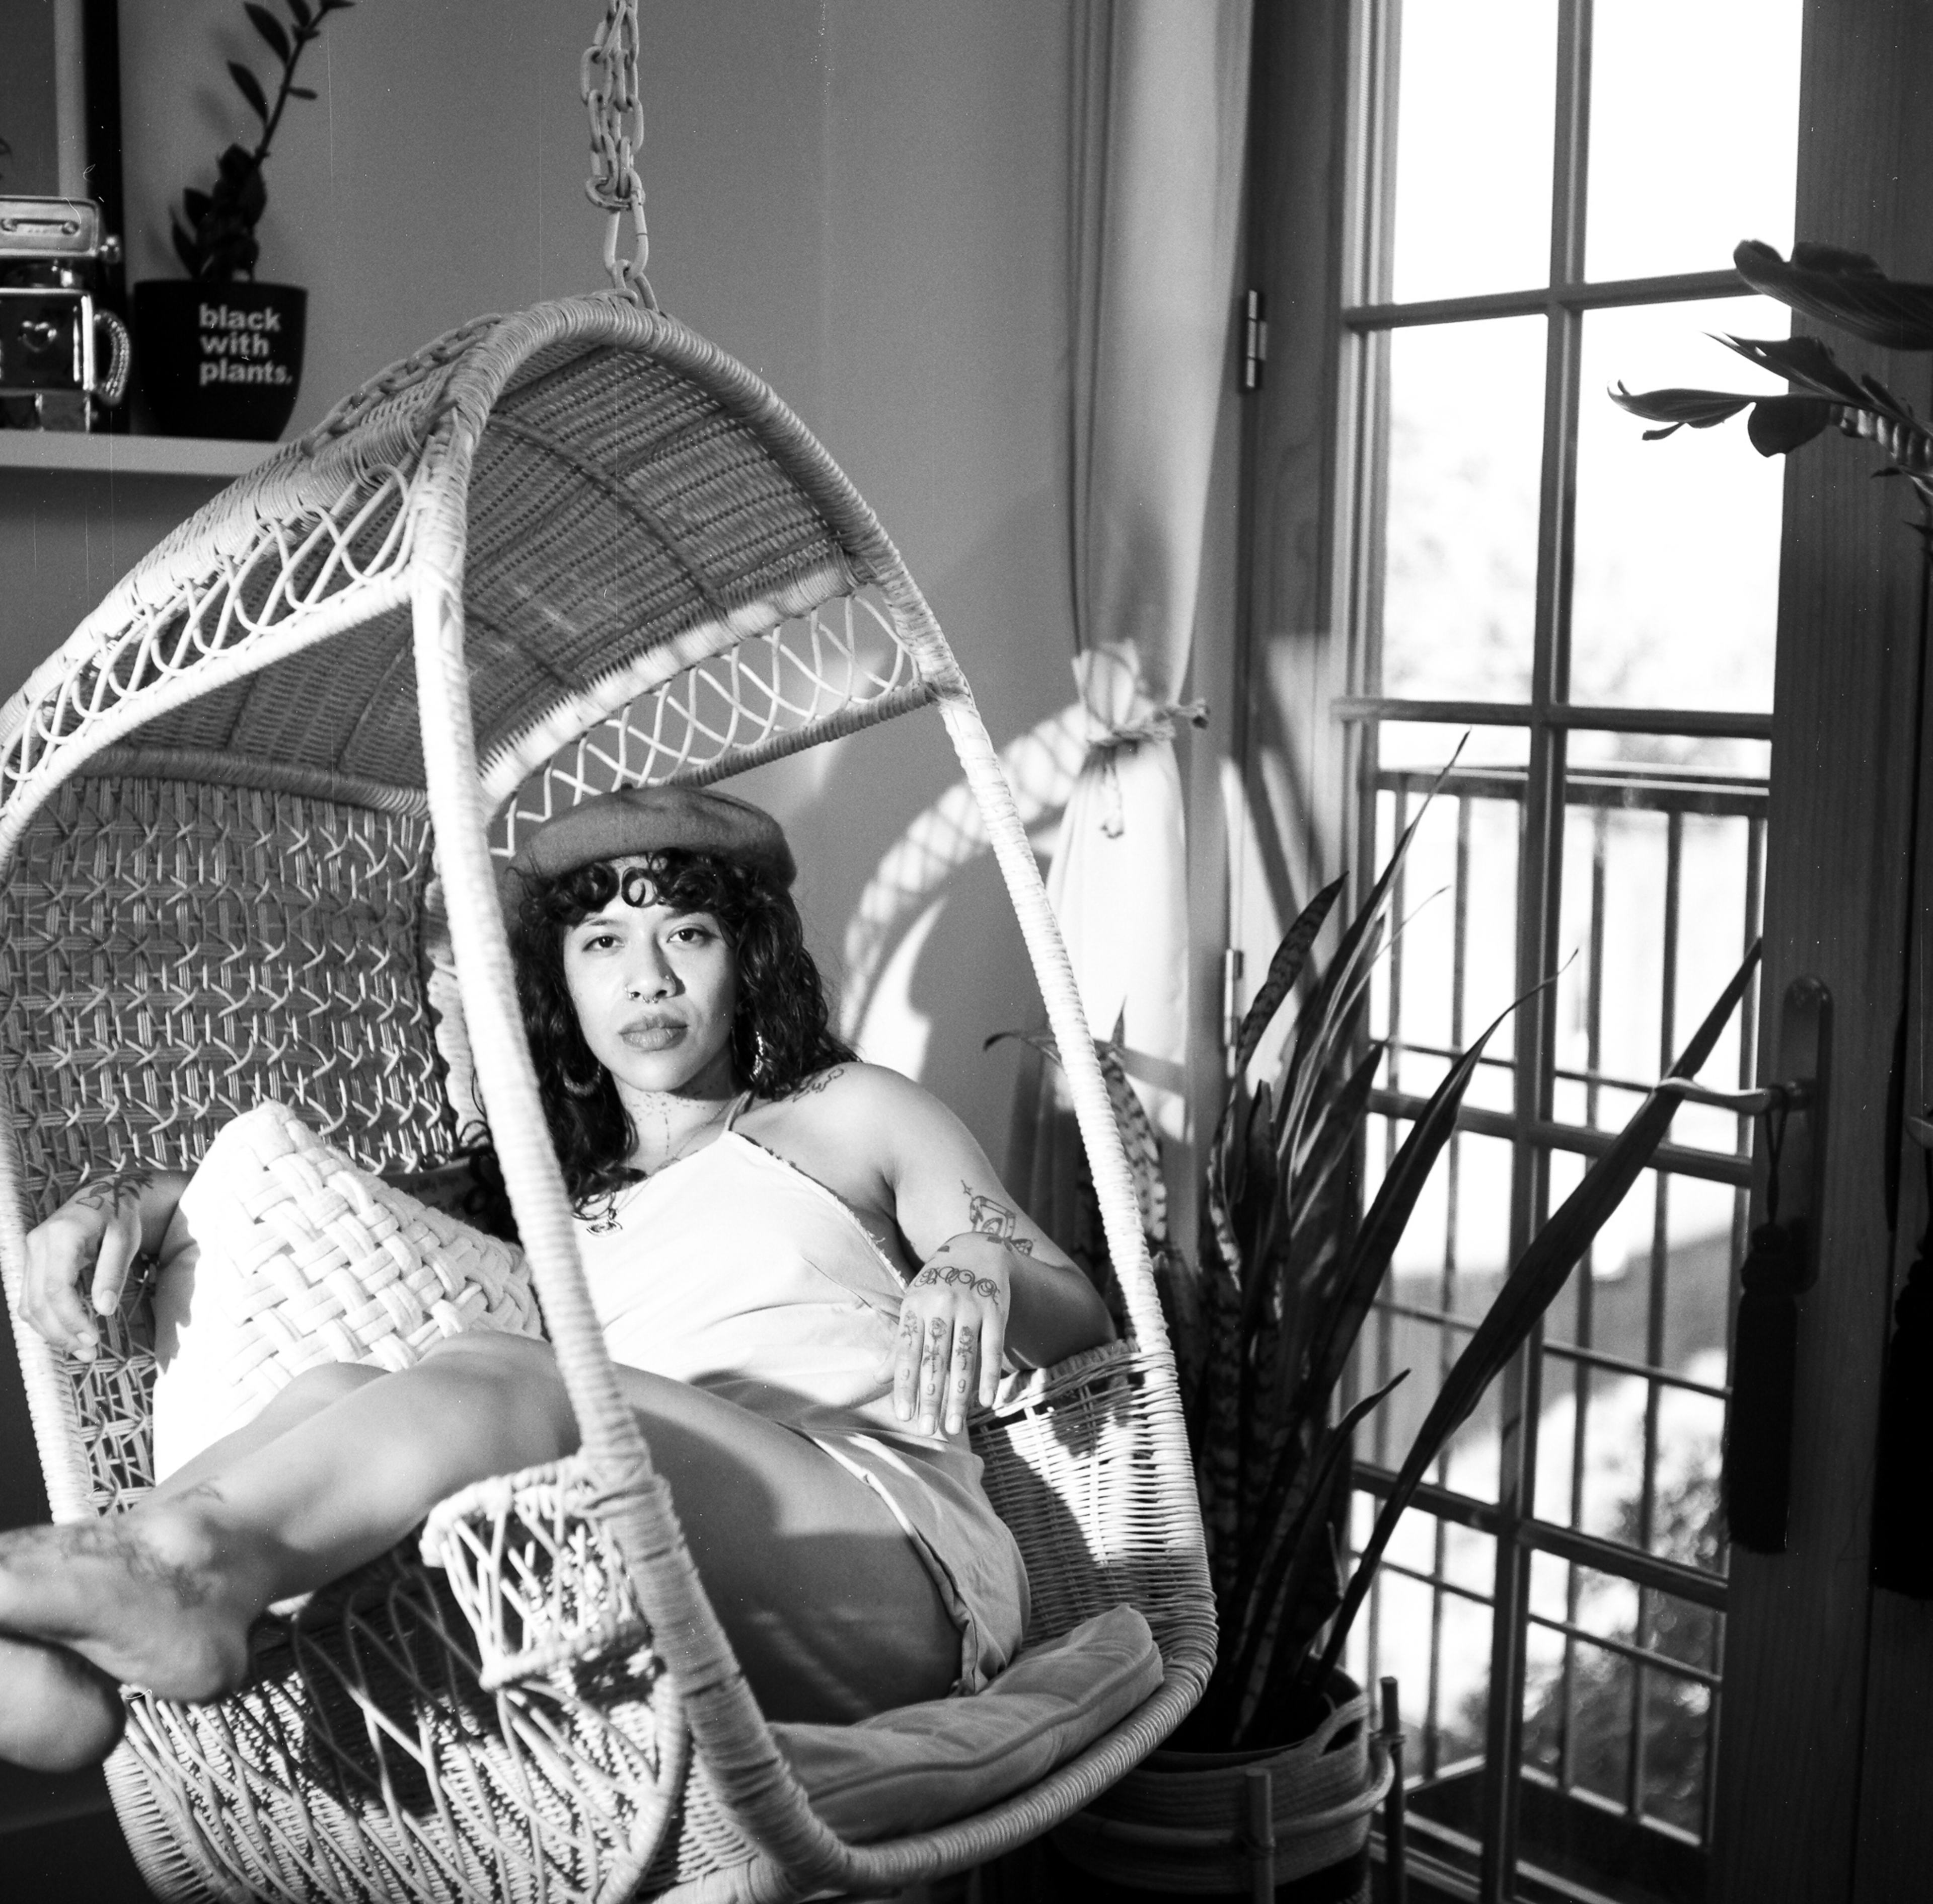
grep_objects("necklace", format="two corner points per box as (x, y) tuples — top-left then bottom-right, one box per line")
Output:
(585, 1094), (737, 1233)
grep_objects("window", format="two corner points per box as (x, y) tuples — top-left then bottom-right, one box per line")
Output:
(1238, 3), (1806, 1898)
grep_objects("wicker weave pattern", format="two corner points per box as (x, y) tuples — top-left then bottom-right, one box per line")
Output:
(423, 1457), (655, 1694)
(118, 1540), (682, 1904)
(0, 468), (415, 831)
(0, 775), (457, 1518)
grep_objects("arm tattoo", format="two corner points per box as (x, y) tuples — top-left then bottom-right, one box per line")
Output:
(963, 1183), (1035, 1255)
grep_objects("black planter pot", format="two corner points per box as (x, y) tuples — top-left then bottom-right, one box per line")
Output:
(1050, 1671), (1386, 1900)
(132, 279), (306, 441)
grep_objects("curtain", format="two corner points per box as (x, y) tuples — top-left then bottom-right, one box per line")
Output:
(1010, 0), (1252, 1263)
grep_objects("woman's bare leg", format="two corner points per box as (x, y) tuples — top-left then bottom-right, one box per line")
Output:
(0, 1332), (576, 1768)
(0, 1335), (960, 1767)
(154, 1360), (383, 1500)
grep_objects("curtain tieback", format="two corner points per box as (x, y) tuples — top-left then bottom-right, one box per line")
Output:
(1081, 699), (1208, 837)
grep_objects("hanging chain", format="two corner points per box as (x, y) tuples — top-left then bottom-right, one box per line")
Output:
(581, 0), (657, 310)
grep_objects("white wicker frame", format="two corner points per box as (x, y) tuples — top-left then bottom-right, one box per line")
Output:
(0, 293), (1214, 1901)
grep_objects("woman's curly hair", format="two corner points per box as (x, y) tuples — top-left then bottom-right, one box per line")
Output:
(508, 848), (855, 1209)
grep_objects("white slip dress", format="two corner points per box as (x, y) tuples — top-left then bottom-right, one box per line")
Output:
(572, 1102), (1030, 1695)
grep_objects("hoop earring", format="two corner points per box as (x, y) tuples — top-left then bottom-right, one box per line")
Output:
(560, 1058), (604, 1100)
(752, 1029), (773, 1090)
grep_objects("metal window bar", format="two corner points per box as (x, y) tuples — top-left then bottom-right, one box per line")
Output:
(1351, 762), (1763, 1892)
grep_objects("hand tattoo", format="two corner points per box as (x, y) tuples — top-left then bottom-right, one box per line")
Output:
(911, 1261), (1004, 1302)
(67, 1167), (153, 1216)
(963, 1183), (1035, 1255)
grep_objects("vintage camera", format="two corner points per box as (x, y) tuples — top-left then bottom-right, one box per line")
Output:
(0, 196), (131, 431)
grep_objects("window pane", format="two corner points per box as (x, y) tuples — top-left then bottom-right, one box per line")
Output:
(1380, 317), (1545, 702)
(1570, 298), (1791, 712)
(1346, 1504), (1494, 1782)
(1391, 0), (1556, 303)
(1586, 0), (1803, 283)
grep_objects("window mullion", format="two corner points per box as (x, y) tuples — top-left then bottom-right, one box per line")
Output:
(1483, 0), (1594, 1897)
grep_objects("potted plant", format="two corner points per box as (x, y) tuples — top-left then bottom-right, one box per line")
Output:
(1031, 780), (1759, 1899)
(133, 0), (354, 441)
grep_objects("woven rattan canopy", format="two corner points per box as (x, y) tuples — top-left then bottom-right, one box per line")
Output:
(0, 291), (1215, 1901)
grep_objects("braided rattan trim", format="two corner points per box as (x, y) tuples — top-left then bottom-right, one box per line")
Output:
(476, 558), (859, 809)
(0, 559), (415, 861)
(88, 747), (429, 812)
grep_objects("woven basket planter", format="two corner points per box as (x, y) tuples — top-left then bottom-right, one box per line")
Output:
(1050, 1671), (1390, 1900)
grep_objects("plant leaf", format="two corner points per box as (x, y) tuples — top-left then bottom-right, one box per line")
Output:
(1221, 1372), (1405, 1737)
(1736, 238), (1933, 352)
(1609, 384), (1754, 430)
(287, 0), (313, 26)
(1745, 396), (1836, 456)
(230, 60), (270, 122)
(245, 3), (291, 62)
(1312, 939), (1762, 1687)
(1717, 334), (1872, 408)
(181, 187), (212, 227)
(1299, 985), (1537, 1422)
(1232, 880), (1344, 1079)
(287, 85), (318, 99)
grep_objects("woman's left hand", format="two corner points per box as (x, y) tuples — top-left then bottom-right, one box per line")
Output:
(890, 1234), (1013, 1435)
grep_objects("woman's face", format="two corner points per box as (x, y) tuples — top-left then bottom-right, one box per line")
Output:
(561, 858), (739, 1100)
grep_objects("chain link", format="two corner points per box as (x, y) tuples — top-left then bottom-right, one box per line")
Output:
(581, 0), (656, 310)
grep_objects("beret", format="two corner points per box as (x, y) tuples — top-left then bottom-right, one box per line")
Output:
(503, 786), (796, 905)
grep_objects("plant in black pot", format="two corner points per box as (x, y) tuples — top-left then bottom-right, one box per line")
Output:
(134, 0), (353, 442)
(1039, 772), (1761, 1901)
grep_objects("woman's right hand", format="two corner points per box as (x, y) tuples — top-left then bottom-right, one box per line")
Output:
(19, 1174), (172, 1359)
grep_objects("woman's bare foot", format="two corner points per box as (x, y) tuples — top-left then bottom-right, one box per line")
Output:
(0, 1635), (124, 1772)
(0, 1489), (273, 1760)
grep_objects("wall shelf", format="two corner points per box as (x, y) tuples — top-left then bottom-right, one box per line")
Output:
(0, 432), (274, 479)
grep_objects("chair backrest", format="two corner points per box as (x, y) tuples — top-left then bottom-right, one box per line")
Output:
(0, 769), (458, 1518)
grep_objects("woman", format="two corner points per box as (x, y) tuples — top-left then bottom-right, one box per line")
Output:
(0, 785), (1114, 1774)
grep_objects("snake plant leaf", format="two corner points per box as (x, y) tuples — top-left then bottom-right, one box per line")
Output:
(1300, 988), (1532, 1419)
(1314, 937), (1762, 1686)
(1221, 1373), (1406, 1741)
(1232, 878), (1344, 1080)
(1735, 238), (1933, 351)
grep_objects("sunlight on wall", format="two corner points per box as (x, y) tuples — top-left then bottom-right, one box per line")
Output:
(838, 701), (1088, 1054)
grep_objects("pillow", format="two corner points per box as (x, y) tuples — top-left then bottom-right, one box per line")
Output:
(771, 1603), (1162, 1843)
(151, 1102), (542, 1479)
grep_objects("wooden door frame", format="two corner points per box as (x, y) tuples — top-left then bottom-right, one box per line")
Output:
(1716, 5), (1933, 1900)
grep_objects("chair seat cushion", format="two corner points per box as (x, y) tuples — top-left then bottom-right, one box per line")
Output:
(150, 1103), (543, 1478)
(771, 1602), (1162, 1842)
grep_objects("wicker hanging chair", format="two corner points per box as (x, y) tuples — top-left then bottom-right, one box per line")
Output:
(0, 23), (1215, 1903)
